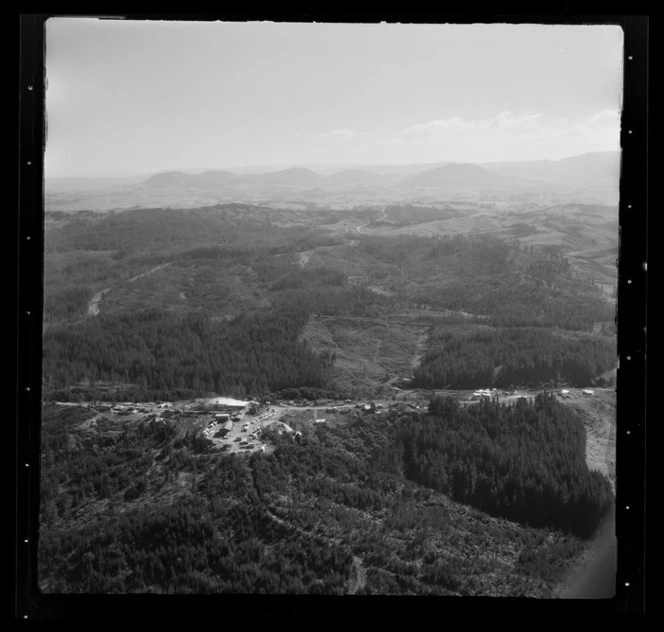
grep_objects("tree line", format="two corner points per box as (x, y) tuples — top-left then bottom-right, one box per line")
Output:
(412, 326), (616, 389)
(43, 306), (328, 399)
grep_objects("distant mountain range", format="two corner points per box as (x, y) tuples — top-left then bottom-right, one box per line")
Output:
(142, 167), (326, 189)
(45, 151), (620, 212)
(138, 151), (619, 192)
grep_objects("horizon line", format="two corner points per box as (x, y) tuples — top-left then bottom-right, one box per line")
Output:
(45, 149), (620, 181)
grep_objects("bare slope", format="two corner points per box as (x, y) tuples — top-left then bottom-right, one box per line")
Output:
(300, 315), (429, 396)
(560, 389), (616, 492)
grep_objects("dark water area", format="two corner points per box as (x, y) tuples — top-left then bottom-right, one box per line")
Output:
(559, 502), (617, 599)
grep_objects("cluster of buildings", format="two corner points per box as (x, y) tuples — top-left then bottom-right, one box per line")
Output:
(558, 389), (596, 399)
(470, 388), (507, 400)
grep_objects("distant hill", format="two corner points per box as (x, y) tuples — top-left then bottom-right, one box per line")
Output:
(399, 163), (508, 188)
(143, 171), (193, 188)
(247, 167), (325, 187)
(481, 151), (620, 187)
(359, 162), (450, 177)
(142, 167), (326, 190)
(192, 170), (239, 188)
(326, 169), (385, 186)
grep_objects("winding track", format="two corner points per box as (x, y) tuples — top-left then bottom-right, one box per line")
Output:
(86, 262), (172, 317)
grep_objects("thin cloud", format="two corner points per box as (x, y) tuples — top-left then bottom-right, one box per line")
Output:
(581, 109), (620, 127)
(397, 110), (619, 142)
(309, 110), (619, 163)
(362, 109), (620, 163)
(402, 111), (544, 135)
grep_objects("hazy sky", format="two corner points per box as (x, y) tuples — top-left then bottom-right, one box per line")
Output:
(45, 19), (623, 177)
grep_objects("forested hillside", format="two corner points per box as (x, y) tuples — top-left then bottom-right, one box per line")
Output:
(42, 204), (615, 400)
(412, 327), (616, 389)
(39, 400), (608, 595)
(393, 394), (613, 537)
(43, 307), (328, 400)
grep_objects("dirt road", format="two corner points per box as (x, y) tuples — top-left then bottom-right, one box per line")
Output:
(87, 288), (110, 317)
(127, 262), (172, 283)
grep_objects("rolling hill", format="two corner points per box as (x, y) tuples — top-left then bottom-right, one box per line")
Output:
(398, 163), (509, 189)
(142, 171), (193, 188)
(245, 167), (325, 187)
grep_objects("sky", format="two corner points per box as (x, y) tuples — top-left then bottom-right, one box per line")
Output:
(44, 19), (624, 178)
